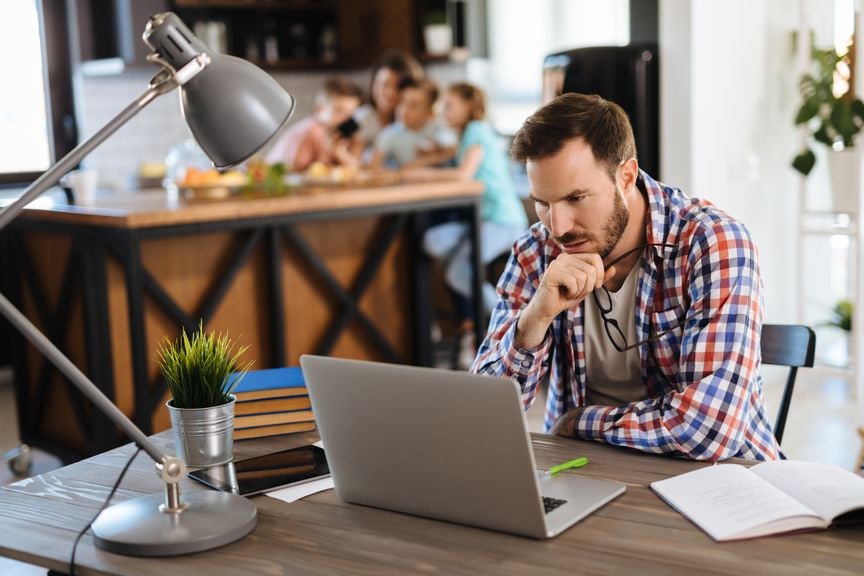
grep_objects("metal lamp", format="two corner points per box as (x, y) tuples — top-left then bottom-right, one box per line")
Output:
(0, 12), (295, 556)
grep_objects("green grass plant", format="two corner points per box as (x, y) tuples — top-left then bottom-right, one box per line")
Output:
(157, 321), (251, 409)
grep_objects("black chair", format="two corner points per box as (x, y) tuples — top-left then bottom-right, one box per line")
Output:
(760, 324), (816, 445)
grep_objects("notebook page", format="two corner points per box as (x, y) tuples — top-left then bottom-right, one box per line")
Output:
(651, 464), (824, 540)
(751, 460), (864, 522)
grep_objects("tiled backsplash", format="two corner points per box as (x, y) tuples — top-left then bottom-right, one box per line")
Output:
(79, 62), (467, 191)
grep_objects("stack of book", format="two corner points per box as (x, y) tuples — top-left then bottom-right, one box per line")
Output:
(230, 367), (315, 440)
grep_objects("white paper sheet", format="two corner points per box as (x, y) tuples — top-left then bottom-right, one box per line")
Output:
(266, 476), (335, 503)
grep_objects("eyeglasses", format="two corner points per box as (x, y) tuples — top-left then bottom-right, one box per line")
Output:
(592, 243), (679, 352)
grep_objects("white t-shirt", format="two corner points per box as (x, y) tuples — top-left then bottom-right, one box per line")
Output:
(354, 104), (382, 149)
(583, 264), (646, 405)
(374, 120), (457, 168)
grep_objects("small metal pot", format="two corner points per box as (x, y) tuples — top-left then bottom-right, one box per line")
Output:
(167, 395), (235, 467)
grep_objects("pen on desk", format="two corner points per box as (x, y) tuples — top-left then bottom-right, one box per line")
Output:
(546, 457), (589, 477)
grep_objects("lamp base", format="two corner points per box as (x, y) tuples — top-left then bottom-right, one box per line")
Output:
(91, 490), (257, 556)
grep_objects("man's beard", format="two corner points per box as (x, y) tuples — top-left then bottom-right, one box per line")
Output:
(555, 185), (629, 259)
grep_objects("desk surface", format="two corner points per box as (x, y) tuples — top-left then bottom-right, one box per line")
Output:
(16, 176), (484, 229)
(1, 433), (862, 576)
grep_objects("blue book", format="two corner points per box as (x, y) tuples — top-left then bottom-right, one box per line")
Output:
(230, 367), (306, 401)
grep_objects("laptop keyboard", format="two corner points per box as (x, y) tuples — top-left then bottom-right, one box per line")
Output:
(543, 496), (568, 514)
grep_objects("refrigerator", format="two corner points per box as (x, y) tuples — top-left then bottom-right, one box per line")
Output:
(542, 44), (660, 178)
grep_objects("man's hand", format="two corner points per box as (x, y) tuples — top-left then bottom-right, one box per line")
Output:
(515, 253), (615, 349)
(551, 408), (582, 438)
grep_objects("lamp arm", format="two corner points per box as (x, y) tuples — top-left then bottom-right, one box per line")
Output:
(0, 69), (189, 476)
(0, 292), (168, 467)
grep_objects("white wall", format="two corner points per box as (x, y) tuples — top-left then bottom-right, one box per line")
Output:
(659, 0), (821, 326)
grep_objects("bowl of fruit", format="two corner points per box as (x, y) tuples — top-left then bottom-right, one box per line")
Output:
(177, 167), (247, 199)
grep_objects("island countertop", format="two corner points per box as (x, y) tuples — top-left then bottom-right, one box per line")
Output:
(15, 176), (484, 229)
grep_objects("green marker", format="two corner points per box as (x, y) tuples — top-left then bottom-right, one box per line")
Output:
(547, 457), (589, 476)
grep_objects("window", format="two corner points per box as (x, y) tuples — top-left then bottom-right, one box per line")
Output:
(0, 0), (75, 185)
(471, 0), (629, 135)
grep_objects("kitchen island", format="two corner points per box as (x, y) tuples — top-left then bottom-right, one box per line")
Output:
(1, 176), (483, 457)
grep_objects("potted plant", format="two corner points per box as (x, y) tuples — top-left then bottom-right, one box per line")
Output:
(157, 322), (251, 467)
(791, 39), (864, 212)
(826, 298), (853, 332)
(423, 11), (452, 56)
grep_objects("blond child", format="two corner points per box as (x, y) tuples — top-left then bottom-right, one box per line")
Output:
(369, 78), (457, 169)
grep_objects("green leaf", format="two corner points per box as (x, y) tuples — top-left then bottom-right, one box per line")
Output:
(830, 100), (858, 144)
(156, 320), (252, 409)
(791, 149), (816, 175)
(852, 99), (864, 120)
(813, 124), (834, 146)
(794, 98), (819, 124)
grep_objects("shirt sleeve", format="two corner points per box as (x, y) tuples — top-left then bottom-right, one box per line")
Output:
(374, 127), (393, 155)
(355, 105), (379, 147)
(459, 122), (489, 153)
(435, 124), (459, 148)
(573, 218), (769, 461)
(292, 123), (327, 171)
(471, 232), (551, 410)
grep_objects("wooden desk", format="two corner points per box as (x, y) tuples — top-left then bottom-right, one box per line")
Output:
(0, 179), (484, 457)
(0, 433), (861, 575)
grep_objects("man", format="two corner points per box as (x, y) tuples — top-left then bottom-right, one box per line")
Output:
(472, 93), (779, 461)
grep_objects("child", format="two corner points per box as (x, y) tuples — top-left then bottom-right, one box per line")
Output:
(419, 82), (529, 368)
(349, 51), (425, 165)
(265, 76), (363, 171)
(369, 78), (457, 169)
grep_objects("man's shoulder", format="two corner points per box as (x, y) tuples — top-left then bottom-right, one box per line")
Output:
(511, 223), (554, 266)
(676, 196), (754, 248)
(646, 176), (754, 250)
(497, 223), (553, 288)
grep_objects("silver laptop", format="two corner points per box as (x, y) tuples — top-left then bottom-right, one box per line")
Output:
(300, 355), (625, 539)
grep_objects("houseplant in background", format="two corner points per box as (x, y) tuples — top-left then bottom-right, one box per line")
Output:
(821, 298), (853, 368)
(826, 298), (853, 332)
(158, 321), (251, 467)
(791, 38), (864, 213)
(423, 10), (452, 56)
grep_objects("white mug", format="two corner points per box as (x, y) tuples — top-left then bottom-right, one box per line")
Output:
(66, 169), (98, 205)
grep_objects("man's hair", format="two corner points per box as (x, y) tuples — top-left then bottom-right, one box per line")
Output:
(447, 82), (486, 121)
(322, 77), (364, 101)
(511, 93), (636, 179)
(398, 77), (440, 109)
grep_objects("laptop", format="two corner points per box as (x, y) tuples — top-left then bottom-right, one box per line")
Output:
(300, 355), (625, 539)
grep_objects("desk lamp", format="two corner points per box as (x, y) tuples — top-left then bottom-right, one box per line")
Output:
(0, 12), (295, 556)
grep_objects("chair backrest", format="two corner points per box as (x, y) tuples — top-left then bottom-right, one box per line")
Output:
(760, 324), (816, 445)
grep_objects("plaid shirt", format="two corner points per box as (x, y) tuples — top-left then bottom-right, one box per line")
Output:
(472, 171), (780, 461)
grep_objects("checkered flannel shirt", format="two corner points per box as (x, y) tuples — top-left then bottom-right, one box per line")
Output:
(472, 171), (780, 461)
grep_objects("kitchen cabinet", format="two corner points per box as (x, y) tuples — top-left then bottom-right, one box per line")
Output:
(168, 0), (415, 69)
(74, 0), (169, 68)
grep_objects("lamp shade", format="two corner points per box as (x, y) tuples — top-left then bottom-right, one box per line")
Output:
(181, 54), (295, 169)
(144, 13), (295, 169)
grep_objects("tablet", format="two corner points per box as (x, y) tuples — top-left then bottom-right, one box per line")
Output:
(188, 444), (329, 497)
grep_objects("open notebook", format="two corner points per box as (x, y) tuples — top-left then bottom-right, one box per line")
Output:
(650, 460), (864, 541)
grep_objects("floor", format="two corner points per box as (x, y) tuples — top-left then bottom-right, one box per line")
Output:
(0, 368), (52, 576)
(0, 364), (862, 575)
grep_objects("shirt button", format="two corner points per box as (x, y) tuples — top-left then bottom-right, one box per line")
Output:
(521, 359), (532, 368)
